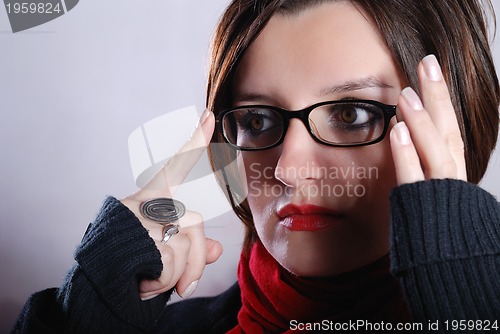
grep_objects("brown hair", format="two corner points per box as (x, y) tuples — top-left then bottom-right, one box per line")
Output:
(206, 0), (500, 253)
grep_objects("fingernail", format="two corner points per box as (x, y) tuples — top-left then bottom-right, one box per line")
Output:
(393, 122), (411, 145)
(422, 55), (443, 82)
(179, 280), (199, 299)
(140, 293), (159, 301)
(197, 109), (210, 128)
(401, 87), (424, 110)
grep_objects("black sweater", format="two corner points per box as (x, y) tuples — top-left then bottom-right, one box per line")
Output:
(11, 179), (500, 333)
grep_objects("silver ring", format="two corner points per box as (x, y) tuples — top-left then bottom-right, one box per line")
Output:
(140, 198), (186, 223)
(161, 224), (180, 244)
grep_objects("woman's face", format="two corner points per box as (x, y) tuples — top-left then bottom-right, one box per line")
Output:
(233, 3), (405, 276)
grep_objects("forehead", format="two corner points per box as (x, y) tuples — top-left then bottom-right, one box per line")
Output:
(233, 2), (401, 106)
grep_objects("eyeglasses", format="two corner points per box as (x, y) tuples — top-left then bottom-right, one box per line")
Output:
(216, 99), (396, 150)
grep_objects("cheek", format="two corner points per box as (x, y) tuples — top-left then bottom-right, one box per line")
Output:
(362, 136), (397, 189)
(320, 139), (396, 211)
(241, 149), (281, 193)
(348, 138), (397, 215)
(240, 150), (283, 228)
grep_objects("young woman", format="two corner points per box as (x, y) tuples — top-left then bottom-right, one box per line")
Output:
(13, 0), (500, 333)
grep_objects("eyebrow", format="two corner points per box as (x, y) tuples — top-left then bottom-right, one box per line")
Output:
(233, 76), (394, 104)
(316, 76), (394, 96)
(233, 92), (275, 105)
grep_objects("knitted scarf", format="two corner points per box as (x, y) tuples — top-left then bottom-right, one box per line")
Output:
(228, 241), (410, 333)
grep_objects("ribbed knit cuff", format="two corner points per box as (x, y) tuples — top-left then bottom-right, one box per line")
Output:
(390, 179), (500, 274)
(72, 197), (170, 331)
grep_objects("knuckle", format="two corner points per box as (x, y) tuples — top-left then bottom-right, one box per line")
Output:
(425, 79), (451, 102)
(190, 211), (203, 222)
(158, 274), (171, 286)
(407, 160), (423, 171)
(161, 247), (175, 265)
(438, 160), (457, 177)
(180, 211), (204, 229)
(175, 235), (192, 252)
(429, 87), (450, 102)
(187, 211), (204, 225)
(412, 116), (431, 130)
(444, 132), (465, 153)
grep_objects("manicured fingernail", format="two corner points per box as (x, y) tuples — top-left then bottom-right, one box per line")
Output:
(422, 54), (443, 82)
(140, 293), (159, 301)
(393, 122), (411, 145)
(401, 87), (424, 110)
(197, 109), (210, 128)
(179, 280), (199, 299)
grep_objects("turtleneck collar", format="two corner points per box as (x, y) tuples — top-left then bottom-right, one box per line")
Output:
(228, 240), (410, 333)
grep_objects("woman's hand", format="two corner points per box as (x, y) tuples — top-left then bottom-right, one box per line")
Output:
(121, 109), (223, 300)
(390, 54), (467, 185)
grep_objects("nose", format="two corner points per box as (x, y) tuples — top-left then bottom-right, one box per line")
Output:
(274, 119), (326, 187)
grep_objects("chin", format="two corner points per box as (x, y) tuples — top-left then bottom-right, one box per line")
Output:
(279, 246), (387, 278)
(284, 264), (339, 277)
(280, 255), (351, 277)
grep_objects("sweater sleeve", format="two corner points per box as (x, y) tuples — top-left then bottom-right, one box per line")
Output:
(390, 179), (500, 320)
(12, 197), (171, 334)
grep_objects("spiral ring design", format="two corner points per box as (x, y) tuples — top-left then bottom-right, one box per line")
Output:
(140, 198), (186, 223)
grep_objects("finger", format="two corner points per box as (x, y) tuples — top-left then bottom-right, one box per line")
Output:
(398, 87), (459, 179)
(390, 122), (424, 185)
(418, 55), (458, 134)
(206, 238), (223, 264)
(164, 110), (215, 192)
(418, 55), (467, 180)
(139, 234), (191, 298)
(175, 213), (206, 299)
(143, 110), (215, 196)
(138, 244), (175, 297)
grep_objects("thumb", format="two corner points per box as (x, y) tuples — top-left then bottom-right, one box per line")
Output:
(206, 238), (223, 264)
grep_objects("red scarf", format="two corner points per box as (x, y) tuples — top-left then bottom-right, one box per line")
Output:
(228, 241), (410, 333)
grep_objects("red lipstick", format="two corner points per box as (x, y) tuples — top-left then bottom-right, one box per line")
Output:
(277, 204), (342, 231)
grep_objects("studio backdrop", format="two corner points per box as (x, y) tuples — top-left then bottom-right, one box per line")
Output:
(1, 1), (499, 332)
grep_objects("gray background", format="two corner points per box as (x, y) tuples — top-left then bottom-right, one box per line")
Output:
(1, 1), (499, 331)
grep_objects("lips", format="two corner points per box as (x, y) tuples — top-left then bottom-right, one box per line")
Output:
(277, 204), (343, 231)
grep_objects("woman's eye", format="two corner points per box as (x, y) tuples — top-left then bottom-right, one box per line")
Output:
(249, 115), (264, 131)
(339, 107), (359, 124)
(240, 111), (278, 134)
(332, 105), (375, 127)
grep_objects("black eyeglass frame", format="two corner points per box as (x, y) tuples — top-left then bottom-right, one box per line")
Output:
(215, 99), (397, 151)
